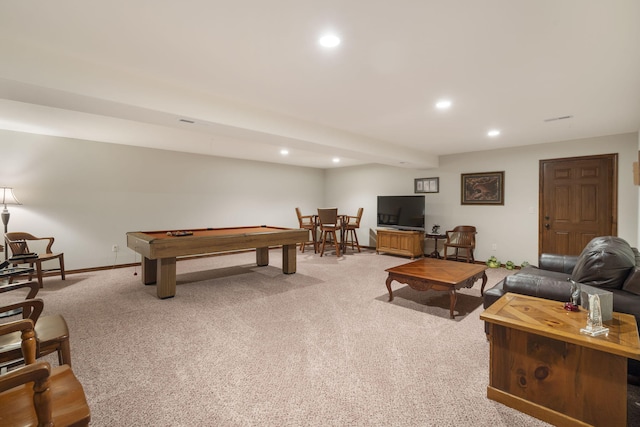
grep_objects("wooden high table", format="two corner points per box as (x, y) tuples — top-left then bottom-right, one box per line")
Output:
(481, 293), (640, 427)
(127, 226), (309, 299)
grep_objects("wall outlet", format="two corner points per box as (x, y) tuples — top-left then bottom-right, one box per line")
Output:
(112, 245), (119, 252)
(491, 243), (497, 251)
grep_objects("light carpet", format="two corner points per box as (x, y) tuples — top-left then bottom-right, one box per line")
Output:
(25, 248), (640, 426)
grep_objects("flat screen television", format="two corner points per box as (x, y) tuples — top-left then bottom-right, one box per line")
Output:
(377, 195), (425, 231)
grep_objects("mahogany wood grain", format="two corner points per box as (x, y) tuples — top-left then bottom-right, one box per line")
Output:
(481, 293), (640, 427)
(385, 258), (487, 319)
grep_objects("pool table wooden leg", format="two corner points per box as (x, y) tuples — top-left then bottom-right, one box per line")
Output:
(157, 257), (176, 299)
(141, 257), (157, 285)
(256, 247), (269, 267)
(282, 244), (297, 274)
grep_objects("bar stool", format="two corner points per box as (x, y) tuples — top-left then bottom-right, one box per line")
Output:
(317, 208), (341, 257)
(343, 208), (363, 252)
(295, 208), (317, 253)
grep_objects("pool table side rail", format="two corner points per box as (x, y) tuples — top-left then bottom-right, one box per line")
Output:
(126, 228), (309, 259)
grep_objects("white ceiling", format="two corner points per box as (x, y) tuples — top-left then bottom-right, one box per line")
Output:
(1, 1), (639, 169)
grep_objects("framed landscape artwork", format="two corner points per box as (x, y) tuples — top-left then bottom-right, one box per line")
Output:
(461, 171), (504, 205)
(414, 177), (439, 193)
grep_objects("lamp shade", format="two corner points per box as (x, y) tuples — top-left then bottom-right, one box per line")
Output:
(0, 187), (21, 207)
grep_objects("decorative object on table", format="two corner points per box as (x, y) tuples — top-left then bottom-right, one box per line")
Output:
(431, 224), (440, 234)
(486, 256), (500, 268)
(414, 177), (439, 193)
(564, 278), (580, 311)
(0, 187), (21, 260)
(461, 171), (504, 205)
(579, 283), (613, 321)
(580, 293), (609, 336)
(504, 260), (515, 270)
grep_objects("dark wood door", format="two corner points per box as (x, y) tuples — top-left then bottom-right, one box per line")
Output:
(539, 154), (617, 256)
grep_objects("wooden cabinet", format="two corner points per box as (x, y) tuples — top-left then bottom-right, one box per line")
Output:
(376, 229), (424, 259)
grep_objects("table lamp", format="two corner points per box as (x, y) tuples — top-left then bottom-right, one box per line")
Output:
(1, 187), (21, 260)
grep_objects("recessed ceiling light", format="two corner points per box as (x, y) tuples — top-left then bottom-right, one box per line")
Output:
(280, 149), (289, 156)
(435, 99), (452, 110)
(319, 34), (341, 48)
(332, 157), (341, 163)
(487, 129), (501, 137)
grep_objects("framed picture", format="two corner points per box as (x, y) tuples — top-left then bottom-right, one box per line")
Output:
(414, 177), (439, 193)
(461, 171), (504, 205)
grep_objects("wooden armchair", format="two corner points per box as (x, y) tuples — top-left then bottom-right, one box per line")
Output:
(295, 207), (317, 253)
(5, 232), (66, 288)
(443, 225), (477, 263)
(343, 208), (363, 253)
(0, 283), (72, 370)
(0, 319), (90, 426)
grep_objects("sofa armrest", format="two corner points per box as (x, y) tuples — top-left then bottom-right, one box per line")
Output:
(483, 282), (505, 309)
(539, 254), (578, 274)
(503, 273), (573, 302)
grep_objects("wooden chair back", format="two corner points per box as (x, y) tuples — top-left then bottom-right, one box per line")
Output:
(347, 208), (363, 228)
(446, 226), (476, 248)
(0, 319), (90, 426)
(0, 284), (72, 369)
(443, 225), (477, 262)
(317, 208), (338, 227)
(295, 207), (314, 227)
(5, 232), (54, 255)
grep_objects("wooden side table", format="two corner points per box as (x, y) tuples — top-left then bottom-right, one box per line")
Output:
(425, 233), (446, 258)
(481, 293), (640, 427)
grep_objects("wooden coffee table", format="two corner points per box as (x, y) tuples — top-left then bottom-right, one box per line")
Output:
(385, 258), (487, 319)
(481, 293), (640, 427)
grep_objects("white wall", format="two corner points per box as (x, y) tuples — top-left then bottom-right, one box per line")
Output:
(1, 130), (324, 269)
(326, 132), (639, 266)
(3, 129), (637, 270)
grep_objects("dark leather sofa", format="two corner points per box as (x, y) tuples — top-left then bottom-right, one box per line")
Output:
(483, 236), (640, 377)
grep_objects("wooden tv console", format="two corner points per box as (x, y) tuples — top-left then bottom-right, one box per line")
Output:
(376, 228), (424, 259)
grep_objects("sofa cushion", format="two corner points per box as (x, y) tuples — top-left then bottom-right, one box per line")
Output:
(620, 248), (640, 294)
(622, 267), (640, 295)
(503, 273), (573, 302)
(519, 265), (572, 281)
(571, 236), (635, 289)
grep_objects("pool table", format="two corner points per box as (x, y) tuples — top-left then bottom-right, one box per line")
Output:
(126, 226), (309, 299)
